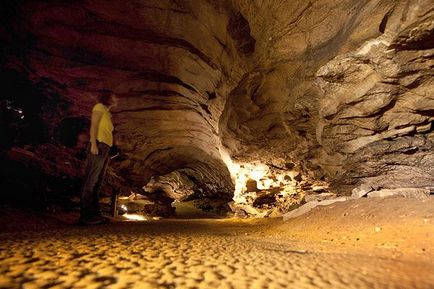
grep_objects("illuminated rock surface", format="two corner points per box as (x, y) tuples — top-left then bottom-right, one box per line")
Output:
(1, 0), (434, 214)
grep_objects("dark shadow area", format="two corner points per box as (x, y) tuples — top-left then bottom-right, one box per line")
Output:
(0, 69), (80, 210)
(0, 69), (49, 149)
(55, 117), (89, 148)
(171, 201), (224, 219)
(227, 12), (256, 55)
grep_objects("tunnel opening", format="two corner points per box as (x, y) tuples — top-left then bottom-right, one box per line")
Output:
(54, 116), (90, 148)
(142, 169), (233, 218)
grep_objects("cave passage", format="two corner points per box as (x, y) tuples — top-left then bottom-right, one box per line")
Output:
(2, 0), (434, 216)
(1, 0), (434, 288)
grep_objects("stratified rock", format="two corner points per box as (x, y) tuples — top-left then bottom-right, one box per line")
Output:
(283, 197), (350, 221)
(351, 184), (374, 199)
(283, 201), (320, 221)
(367, 188), (430, 199)
(1, 0), (237, 210)
(316, 1), (434, 194)
(1, 0), (434, 213)
(144, 171), (196, 201)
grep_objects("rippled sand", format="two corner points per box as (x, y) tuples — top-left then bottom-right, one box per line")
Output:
(1, 210), (433, 289)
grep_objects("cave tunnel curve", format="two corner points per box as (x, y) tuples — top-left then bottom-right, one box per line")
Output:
(1, 0), (434, 218)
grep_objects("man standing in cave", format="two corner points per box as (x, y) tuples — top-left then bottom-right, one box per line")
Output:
(79, 91), (118, 225)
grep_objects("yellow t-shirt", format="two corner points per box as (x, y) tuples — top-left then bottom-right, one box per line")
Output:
(92, 103), (114, 147)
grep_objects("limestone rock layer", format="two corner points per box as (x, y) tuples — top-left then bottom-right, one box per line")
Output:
(1, 0), (433, 211)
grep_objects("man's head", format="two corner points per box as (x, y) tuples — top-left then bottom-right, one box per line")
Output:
(98, 90), (118, 110)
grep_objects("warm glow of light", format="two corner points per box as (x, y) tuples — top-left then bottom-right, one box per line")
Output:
(123, 214), (147, 221)
(219, 146), (297, 204)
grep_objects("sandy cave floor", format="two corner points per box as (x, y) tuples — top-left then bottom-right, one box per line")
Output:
(1, 197), (434, 289)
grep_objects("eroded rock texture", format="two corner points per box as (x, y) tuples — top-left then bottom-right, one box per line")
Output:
(1, 0), (433, 215)
(316, 1), (434, 193)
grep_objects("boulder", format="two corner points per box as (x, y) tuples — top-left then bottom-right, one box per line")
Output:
(367, 188), (430, 199)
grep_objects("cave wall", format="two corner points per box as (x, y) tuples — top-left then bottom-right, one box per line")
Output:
(219, 0), (434, 197)
(316, 0), (434, 193)
(1, 0), (433, 211)
(220, 0), (393, 166)
(1, 0), (242, 203)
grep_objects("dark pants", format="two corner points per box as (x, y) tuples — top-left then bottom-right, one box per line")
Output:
(80, 141), (110, 221)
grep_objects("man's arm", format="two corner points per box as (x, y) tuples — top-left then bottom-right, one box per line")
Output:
(90, 110), (103, 155)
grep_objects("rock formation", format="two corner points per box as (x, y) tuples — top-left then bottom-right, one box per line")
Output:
(1, 0), (433, 216)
